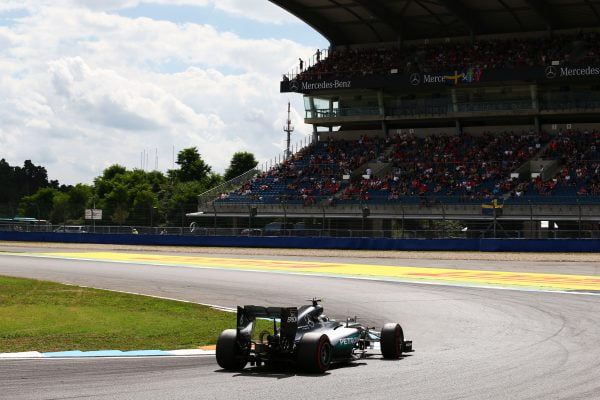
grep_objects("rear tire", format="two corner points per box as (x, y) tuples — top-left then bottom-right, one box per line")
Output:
(216, 329), (248, 370)
(297, 333), (332, 373)
(380, 323), (404, 359)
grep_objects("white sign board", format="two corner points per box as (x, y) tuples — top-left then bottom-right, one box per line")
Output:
(85, 209), (103, 220)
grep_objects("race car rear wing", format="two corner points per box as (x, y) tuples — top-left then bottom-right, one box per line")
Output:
(237, 306), (298, 343)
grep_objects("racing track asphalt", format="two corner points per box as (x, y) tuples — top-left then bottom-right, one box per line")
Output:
(1, 246), (600, 400)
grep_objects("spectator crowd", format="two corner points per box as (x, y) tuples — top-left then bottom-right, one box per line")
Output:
(340, 131), (547, 204)
(293, 32), (600, 80)
(217, 129), (600, 206)
(526, 129), (600, 197)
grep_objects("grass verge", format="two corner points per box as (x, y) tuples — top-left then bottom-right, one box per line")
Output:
(0, 275), (237, 353)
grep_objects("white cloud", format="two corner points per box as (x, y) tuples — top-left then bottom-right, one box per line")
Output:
(7, 0), (297, 24)
(0, 4), (316, 184)
(211, 0), (298, 24)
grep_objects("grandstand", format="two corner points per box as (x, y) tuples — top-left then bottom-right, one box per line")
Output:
(192, 0), (600, 239)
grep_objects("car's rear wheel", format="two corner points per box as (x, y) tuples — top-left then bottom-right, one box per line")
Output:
(297, 333), (332, 373)
(216, 329), (248, 370)
(380, 323), (404, 359)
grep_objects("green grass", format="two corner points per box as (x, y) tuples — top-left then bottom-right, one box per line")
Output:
(0, 275), (239, 353)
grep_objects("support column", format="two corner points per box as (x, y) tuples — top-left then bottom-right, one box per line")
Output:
(530, 84), (539, 110)
(308, 96), (316, 118)
(455, 120), (462, 135)
(451, 88), (458, 112)
(382, 121), (388, 138)
(312, 125), (318, 143)
(377, 90), (385, 116)
(329, 98), (334, 118)
(534, 116), (540, 133)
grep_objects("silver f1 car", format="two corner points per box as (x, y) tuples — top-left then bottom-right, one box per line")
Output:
(216, 298), (412, 373)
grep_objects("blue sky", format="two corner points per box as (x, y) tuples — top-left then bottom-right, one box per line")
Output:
(0, 1), (328, 184)
(0, 8), (30, 26)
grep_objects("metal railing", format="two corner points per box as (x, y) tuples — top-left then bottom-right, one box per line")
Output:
(198, 168), (260, 208)
(307, 100), (537, 119)
(197, 136), (317, 208)
(304, 97), (600, 119)
(2, 222), (599, 240)
(283, 49), (330, 81)
(212, 193), (600, 206)
(307, 107), (381, 118)
(455, 100), (533, 113)
(389, 103), (450, 117)
(541, 98), (600, 111)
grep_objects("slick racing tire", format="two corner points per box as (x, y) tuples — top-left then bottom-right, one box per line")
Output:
(216, 329), (248, 371)
(297, 333), (332, 374)
(380, 323), (404, 359)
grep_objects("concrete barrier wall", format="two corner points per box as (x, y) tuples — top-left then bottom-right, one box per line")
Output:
(479, 239), (600, 252)
(1, 232), (599, 252)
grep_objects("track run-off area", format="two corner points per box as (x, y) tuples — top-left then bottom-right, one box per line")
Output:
(7, 251), (600, 294)
(1, 243), (600, 399)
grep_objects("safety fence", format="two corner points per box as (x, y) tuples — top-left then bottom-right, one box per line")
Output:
(1, 230), (599, 252)
(1, 220), (599, 240)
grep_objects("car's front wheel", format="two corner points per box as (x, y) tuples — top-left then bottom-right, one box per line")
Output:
(297, 333), (332, 373)
(380, 323), (404, 359)
(216, 329), (248, 370)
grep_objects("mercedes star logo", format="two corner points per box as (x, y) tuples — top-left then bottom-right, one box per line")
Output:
(545, 66), (557, 79)
(289, 80), (300, 91)
(409, 73), (421, 86)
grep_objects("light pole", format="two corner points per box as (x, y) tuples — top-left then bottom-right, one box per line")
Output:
(150, 206), (158, 233)
(283, 102), (294, 159)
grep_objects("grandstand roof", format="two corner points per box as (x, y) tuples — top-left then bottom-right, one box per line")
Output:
(269, 0), (600, 45)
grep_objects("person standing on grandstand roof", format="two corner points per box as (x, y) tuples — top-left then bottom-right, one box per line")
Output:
(316, 49), (321, 62)
(299, 58), (304, 71)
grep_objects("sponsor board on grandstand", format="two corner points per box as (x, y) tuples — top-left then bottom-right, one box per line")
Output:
(287, 79), (352, 92)
(410, 67), (483, 86)
(280, 65), (600, 93)
(544, 65), (600, 79)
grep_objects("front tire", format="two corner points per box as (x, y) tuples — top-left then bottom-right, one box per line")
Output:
(380, 323), (404, 359)
(297, 333), (332, 373)
(216, 329), (248, 370)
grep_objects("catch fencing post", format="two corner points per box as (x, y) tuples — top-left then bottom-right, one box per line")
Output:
(213, 203), (218, 235)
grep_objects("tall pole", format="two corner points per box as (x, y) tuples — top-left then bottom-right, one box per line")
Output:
(283, 102), (294, 160)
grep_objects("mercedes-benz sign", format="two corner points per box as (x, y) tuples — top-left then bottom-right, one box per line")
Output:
(545, 66), (557, 79)
(409, 73), (421, 86)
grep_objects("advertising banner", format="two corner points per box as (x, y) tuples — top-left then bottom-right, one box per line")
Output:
(280, 65), (600, 93)
(85, 209), (103, 220)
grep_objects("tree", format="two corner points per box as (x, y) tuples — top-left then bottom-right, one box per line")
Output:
(50, 192), (70, 224)
(0, 159), (53, 205)
(103, 183), (129, 219)
(224, 152), (258, 182)
(8, 151), (229, 227)
(132, 189), (157, 226)
(102, 164), (127, 180)
(67, 184), (93, 221)
(0, 159), (15, 203)
(175, 147), (212, 182)
(20, 160), (49, 196)
(18, 188), (58, 220)
(111, 205), (129, 226)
